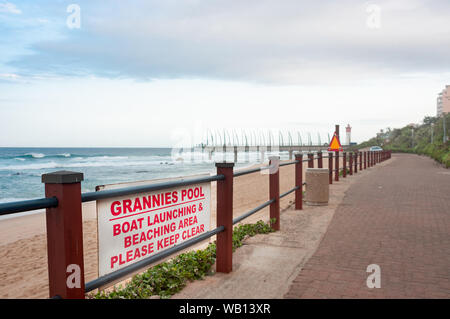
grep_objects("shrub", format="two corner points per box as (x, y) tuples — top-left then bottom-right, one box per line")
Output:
(92, 219), (275, 299)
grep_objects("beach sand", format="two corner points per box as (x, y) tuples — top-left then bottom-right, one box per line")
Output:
(0, 157), (342, 298)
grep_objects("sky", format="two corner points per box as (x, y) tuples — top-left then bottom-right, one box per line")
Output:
(0, 0), (449, 147)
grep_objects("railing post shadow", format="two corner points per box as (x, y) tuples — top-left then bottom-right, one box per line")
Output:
(215, 162), (234, 273)
(294, 153), (303, 210)
(269, 156), (280, 231)
(42, 170), (85, 299)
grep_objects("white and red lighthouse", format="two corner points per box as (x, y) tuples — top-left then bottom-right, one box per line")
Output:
(345, 124), (352, 145)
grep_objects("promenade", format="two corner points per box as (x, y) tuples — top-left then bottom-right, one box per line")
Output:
(175, 153), (450, 299)
(286, 153), (450, 298)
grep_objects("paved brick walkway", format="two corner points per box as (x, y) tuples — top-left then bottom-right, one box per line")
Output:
(285, 154), (450, 298)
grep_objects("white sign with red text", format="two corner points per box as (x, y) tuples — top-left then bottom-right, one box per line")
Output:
(96, 178), (211, 277)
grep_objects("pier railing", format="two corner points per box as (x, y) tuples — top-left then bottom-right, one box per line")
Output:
(0, 149), (391, 298)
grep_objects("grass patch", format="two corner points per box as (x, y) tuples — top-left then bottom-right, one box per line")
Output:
(91, 220), (275, 299)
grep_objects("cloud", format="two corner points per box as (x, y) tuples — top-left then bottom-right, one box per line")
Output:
(0, 73), (19, 78)
(5, 0), (450, 84)
(0, 2), (21, 14)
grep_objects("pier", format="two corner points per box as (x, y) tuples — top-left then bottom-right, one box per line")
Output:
(199, 125), (351, 162)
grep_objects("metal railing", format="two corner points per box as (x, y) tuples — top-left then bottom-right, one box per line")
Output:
(0, 149), (392, 298)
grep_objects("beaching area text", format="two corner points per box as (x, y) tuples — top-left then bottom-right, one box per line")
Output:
(97, 182), (211, 276)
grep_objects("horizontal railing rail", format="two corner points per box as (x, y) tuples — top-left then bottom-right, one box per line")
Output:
(233, 165), (270, 177)
(279, 160), (299, 167)
(280, 185), (300, 199)
(232, 199), (275, 225)
(0, 197), (58, 216)
(81, 174), (225, 203)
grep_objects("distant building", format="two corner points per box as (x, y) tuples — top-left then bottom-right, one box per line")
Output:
(437, 85), (450, 116)
(345, 124), (351, 145)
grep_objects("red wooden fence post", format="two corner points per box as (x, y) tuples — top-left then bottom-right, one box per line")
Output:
(42, 170), (85, 299)
(308, 153), (314, 168)
(334, 151), (339, 181)
(343, 152), (347, 178)
(294, 153), (303, 210)
(328, 152), (333, 184)
(359, 152), (362, 171)
(367, 151), (370, 167)
(354, 152), (358, 174)
(318, 152), (323, 168)
(269, 156), (280, 231)
(364, 151), (367, 169)
(349, 152), (353, 175)
(215, 162), (234, 273)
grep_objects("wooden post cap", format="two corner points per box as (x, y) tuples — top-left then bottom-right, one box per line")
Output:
(215, 162), (235, 168)
(42, 171), (84, 184)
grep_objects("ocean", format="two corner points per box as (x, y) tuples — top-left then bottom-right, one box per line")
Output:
(0, 147), (293, 205)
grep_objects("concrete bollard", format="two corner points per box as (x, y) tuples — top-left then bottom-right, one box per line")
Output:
(305, 168), (329, 206)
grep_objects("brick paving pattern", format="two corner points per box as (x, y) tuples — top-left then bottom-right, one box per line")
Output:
(285, 154), (450, 298)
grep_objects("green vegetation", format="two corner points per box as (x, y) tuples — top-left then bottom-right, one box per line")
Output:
(339, 168), (350, 176)
(355, 115), (450, 168)
(92, 220), (275, 299)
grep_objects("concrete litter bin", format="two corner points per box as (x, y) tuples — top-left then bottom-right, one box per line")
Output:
(305, 168), (329, 206)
